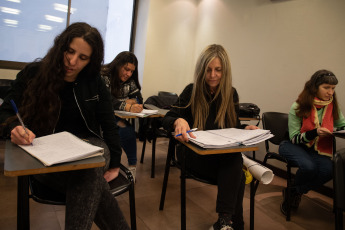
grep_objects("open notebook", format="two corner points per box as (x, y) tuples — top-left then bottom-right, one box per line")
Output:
(18, 131), (104, 166)
(188, 128), (273, 148)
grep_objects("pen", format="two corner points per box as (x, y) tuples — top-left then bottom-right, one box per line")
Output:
(136, 96), (140, 104)
(10, 99), (32, 145)
(175, 128), (198, 137)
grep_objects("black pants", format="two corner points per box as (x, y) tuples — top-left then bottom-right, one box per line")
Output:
(177, 144), (245, 229)
(34, 137), (130, 230)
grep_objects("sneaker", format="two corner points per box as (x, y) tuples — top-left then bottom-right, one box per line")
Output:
(209, 217), (234, 230)
(128, 166), (136, 183)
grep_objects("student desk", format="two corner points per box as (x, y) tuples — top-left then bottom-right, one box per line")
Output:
(177, 141), (259, 230)
(4, 140), (105, 230)
(115, 106), (168, 178)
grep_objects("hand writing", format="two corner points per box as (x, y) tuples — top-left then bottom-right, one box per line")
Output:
(317, 127), (332, 136)
(11, 126), (35, 145)
(130, 104), (143, 113)
(174, 118), (196, 142)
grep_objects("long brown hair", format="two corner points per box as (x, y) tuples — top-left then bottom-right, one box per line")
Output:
(101, 51), (140, 98)
(188, 44), (237, 130)
(296, 69), (339, 119)
(20, 22), (104, 136)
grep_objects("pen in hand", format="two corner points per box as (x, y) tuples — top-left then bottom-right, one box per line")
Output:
(10, 99), (33, 145)
(136, 96), (141, 104)
(175, 128), (198, 137)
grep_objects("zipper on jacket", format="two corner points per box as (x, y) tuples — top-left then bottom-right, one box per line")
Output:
(52, 97), (62, 134)
(73, 87), (103, 140)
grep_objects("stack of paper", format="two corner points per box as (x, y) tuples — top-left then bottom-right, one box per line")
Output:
(188, 128), (273, 148)
(114, 109), (158, 117)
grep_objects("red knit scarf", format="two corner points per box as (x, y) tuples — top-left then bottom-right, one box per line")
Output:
(300, 97), (334, 157)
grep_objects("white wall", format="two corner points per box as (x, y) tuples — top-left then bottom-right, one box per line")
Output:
(0, 69), (19, 79)
(135, 0), (345, 173)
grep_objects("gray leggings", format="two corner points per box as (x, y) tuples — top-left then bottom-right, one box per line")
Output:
(34, 136), (130, 230)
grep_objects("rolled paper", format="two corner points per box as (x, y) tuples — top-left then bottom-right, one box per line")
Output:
(242, 154), (274, 184)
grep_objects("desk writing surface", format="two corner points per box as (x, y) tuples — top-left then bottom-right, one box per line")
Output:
(181, 141), (258, 155)
(144, 104), (169, 116)
(4, 141), (105, 177)
(334, 133), (345, 139)
(114, 111), (165, 119)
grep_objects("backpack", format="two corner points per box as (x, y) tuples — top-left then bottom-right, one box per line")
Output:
(239, 103), (260, 118)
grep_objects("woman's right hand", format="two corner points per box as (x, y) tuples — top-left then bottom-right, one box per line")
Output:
(173, 118), (196, 142)
(130, 104), (143, 113)
(11, 126), (35, 145)
(317, 127), (332, 136)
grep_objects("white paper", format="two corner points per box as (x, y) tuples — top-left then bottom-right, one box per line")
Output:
(114, 109), (158, 117)
(18, 132), (104, 166)
(188, 128), (273, 148)
(242, 154), (274, 184)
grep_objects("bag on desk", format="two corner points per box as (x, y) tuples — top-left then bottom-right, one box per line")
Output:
(239, 103), (260, 118)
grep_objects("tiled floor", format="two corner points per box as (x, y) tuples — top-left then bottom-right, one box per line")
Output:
(0, 138), (341, 230)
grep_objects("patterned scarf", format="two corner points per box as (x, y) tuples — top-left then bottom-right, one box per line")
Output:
(300, 97), (334, 157)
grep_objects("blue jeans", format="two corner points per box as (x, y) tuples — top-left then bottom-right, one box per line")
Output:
(278, 140), (333, 194)
(116, 118), (137, 166)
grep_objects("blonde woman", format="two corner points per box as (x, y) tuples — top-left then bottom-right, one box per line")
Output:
(162, 44), (258, 230)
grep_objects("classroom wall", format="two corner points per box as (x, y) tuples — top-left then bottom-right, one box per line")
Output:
(135, 0), (345, 181)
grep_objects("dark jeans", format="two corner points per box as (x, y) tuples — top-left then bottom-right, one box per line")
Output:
(34, 136), (130, 230)
(116, 118), (137, 165)
(177, 144), (245, 229)
(279, 140), (333, 194)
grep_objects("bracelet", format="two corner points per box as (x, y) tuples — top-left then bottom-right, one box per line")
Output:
(129, 104), (133, 112)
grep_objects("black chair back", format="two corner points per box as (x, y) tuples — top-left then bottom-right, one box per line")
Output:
(262, 112), (289, 150)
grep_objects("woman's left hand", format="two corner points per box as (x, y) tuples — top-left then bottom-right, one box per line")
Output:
(245, 125), (259, 130)
(104, 167), (120, 182)
(126, 99), (137, 105)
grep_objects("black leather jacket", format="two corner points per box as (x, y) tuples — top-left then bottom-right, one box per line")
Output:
(0, 62), (122, 168)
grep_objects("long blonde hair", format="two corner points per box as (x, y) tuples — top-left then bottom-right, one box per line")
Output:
(188, 44), (236, 130)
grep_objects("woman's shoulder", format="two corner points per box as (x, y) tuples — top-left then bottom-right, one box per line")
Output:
(101, 75), (111, 88)
(15, 62), (41, 82)
(183, 83), (194, 92)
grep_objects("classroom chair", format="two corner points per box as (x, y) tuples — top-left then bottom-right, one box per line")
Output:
(333, 148), (345, 230)
(140, 92), (177, 178)
(159, 137), (217, 230)
(261, 112), (296, 221)
(29, 163), (137, 229)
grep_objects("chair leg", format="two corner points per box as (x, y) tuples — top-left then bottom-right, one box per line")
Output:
(140, 138), (146, 164)
(286, 165), (292, 221)
(335, 208), (344, 230)
(128, 183), (137, 230)
(180, 145), (186, 230)
(151, 136), (157, 178)
(250, 179), (256, 230)
(159, 137), (175, 210)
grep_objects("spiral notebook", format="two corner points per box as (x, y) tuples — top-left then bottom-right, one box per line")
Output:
(18, 131), (104, 166)
(188, 128), (273, 149)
